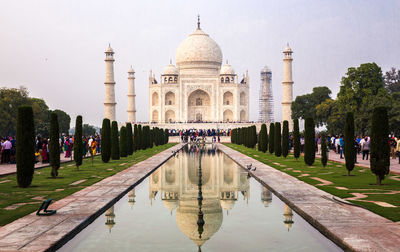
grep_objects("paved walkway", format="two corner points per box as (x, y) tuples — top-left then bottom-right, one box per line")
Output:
(316, 150), (400, 175)
(0, 143), (185, 251)
(0, 152), (98, 177)
(217, 144), (400, 252)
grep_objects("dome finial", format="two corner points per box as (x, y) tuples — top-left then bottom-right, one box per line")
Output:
(197, 15), (200, 29)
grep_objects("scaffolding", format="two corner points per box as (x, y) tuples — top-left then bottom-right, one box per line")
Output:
(259, 66), (274, 123)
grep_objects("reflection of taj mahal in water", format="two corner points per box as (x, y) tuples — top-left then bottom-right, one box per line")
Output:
(149, 145), (250, 246)
(104, 145), (294, 247)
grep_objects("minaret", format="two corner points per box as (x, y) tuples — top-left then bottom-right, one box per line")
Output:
(282, 43), (293, 131)
(104, 44), (116, 121)
(127, 66), (136, 123)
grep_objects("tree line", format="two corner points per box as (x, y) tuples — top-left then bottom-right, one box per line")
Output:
(0, 87), (71, 137)
(15, 107), (170, 187)
(230, 107), (390, 185)
(291, 64), (400, 135)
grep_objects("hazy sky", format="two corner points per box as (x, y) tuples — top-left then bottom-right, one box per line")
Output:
(1, 0), (399, 126)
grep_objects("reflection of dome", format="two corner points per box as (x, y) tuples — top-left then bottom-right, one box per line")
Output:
(176, 199), (223, 246)
(152, 171), (159, 184)
(163, 64), (179, 75)
(163, 200), (178, 212)
(220, 199), (235, 211)
(223, 166), (234, 184)
(261, 66), (271, 73)
(188, 162), (210, 185)
(220, 64), (235, 75)
(165, 169), (176, 184)
(176, 28), (222, 66)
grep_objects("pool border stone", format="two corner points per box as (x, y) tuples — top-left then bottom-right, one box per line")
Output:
(0, 143), (186, 252)
(217, 143), (400, 252)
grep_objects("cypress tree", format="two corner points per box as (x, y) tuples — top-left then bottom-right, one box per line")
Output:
(111, 121), (120, 160)
(251, 125), (257, 148)
(293, 118), (300, 161)
(370, 107), (390, 185)
(304, 117), (315, 166)
(101, 118), (111, 163)
(16, 106), (35, 188)
(258, 124), (267, 152)
(49, 112), (60, 178)
(344, 112), (355, 176)
(282, 120), (289, 158)
(133, 124), (138, 151)
(74, 115), (83, 170)
(137, 124), (142, 150)
(269, 123), (275, 154)
(240, 127), (245, 146)
(274, 122), (282, 157)
(120, 126), (128, 157)
(165, 129), (169, 144)
(126, 123), (134, 155)
(321, 132), (328, 168)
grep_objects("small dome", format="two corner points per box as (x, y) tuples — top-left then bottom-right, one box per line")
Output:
(220, 64), (235, 75)
(283, 43), (292, 53)
(261, 66), (271, 73)
(163, 199), (178, 212)
(220, 199), (235, 211)
(163, 64), (179, 75)
(176, 28), (223, 66)
(105, 44), (114, 53)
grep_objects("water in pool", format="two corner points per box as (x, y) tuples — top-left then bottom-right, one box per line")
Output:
(59, 144), (341, 251)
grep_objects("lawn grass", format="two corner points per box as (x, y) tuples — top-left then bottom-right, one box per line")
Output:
(0, 143), (176, 226)
(225, 143), (400, 222)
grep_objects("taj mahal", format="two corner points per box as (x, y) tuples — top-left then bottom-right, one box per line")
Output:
(103, 17), (294, 130)
(148, 19), (249, 123)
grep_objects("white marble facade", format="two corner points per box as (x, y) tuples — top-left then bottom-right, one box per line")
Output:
(149, 22), (249, 123)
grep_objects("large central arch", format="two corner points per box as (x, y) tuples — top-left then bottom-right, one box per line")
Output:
(187, 89), (211, 122)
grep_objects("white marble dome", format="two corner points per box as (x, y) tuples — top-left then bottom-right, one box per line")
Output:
(163, 64), (179, 75)
(176, 28), (223, 65)
(220, 64), (235, 75)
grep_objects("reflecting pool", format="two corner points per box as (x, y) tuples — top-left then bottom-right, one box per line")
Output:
(59, 144), (341, 251)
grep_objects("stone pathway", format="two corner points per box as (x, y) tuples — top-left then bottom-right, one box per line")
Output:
(316, 151), (400, 175)
(217, 144), (400, 252)
(0, 143), (185, 251)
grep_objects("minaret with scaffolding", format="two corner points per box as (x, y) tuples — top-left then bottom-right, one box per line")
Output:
(259, 66), (274, 123)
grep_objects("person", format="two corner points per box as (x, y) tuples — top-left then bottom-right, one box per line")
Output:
(361, 136), (370, 160)
(354, 137), (359, 163)
(2, 138), (12, 164)
(339, 135), (344, 159)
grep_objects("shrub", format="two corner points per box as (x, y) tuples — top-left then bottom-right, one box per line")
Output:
(165, 129), (169, 144)
(282, 120), (289, 158)
(119, 126), (128, 157)
(133, 124), (138, 151)
(293, 119), (300, 160)
(49, 112), (60, 178)
(269, 123), (275, 154)
(16, 106), (35, 188)
(258, 124), (267, 152)
(274, 122), (281, 157)
(101, 119), (111, 163)
(126, 123), (133, 155)
(74, 115), (83, 169)
(321, 132), (328, 167)
(370, 107), (390, 185)
(304, 117), (315, 166)
(344, 112), (355, 175)
(111, 121), (120, 160)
